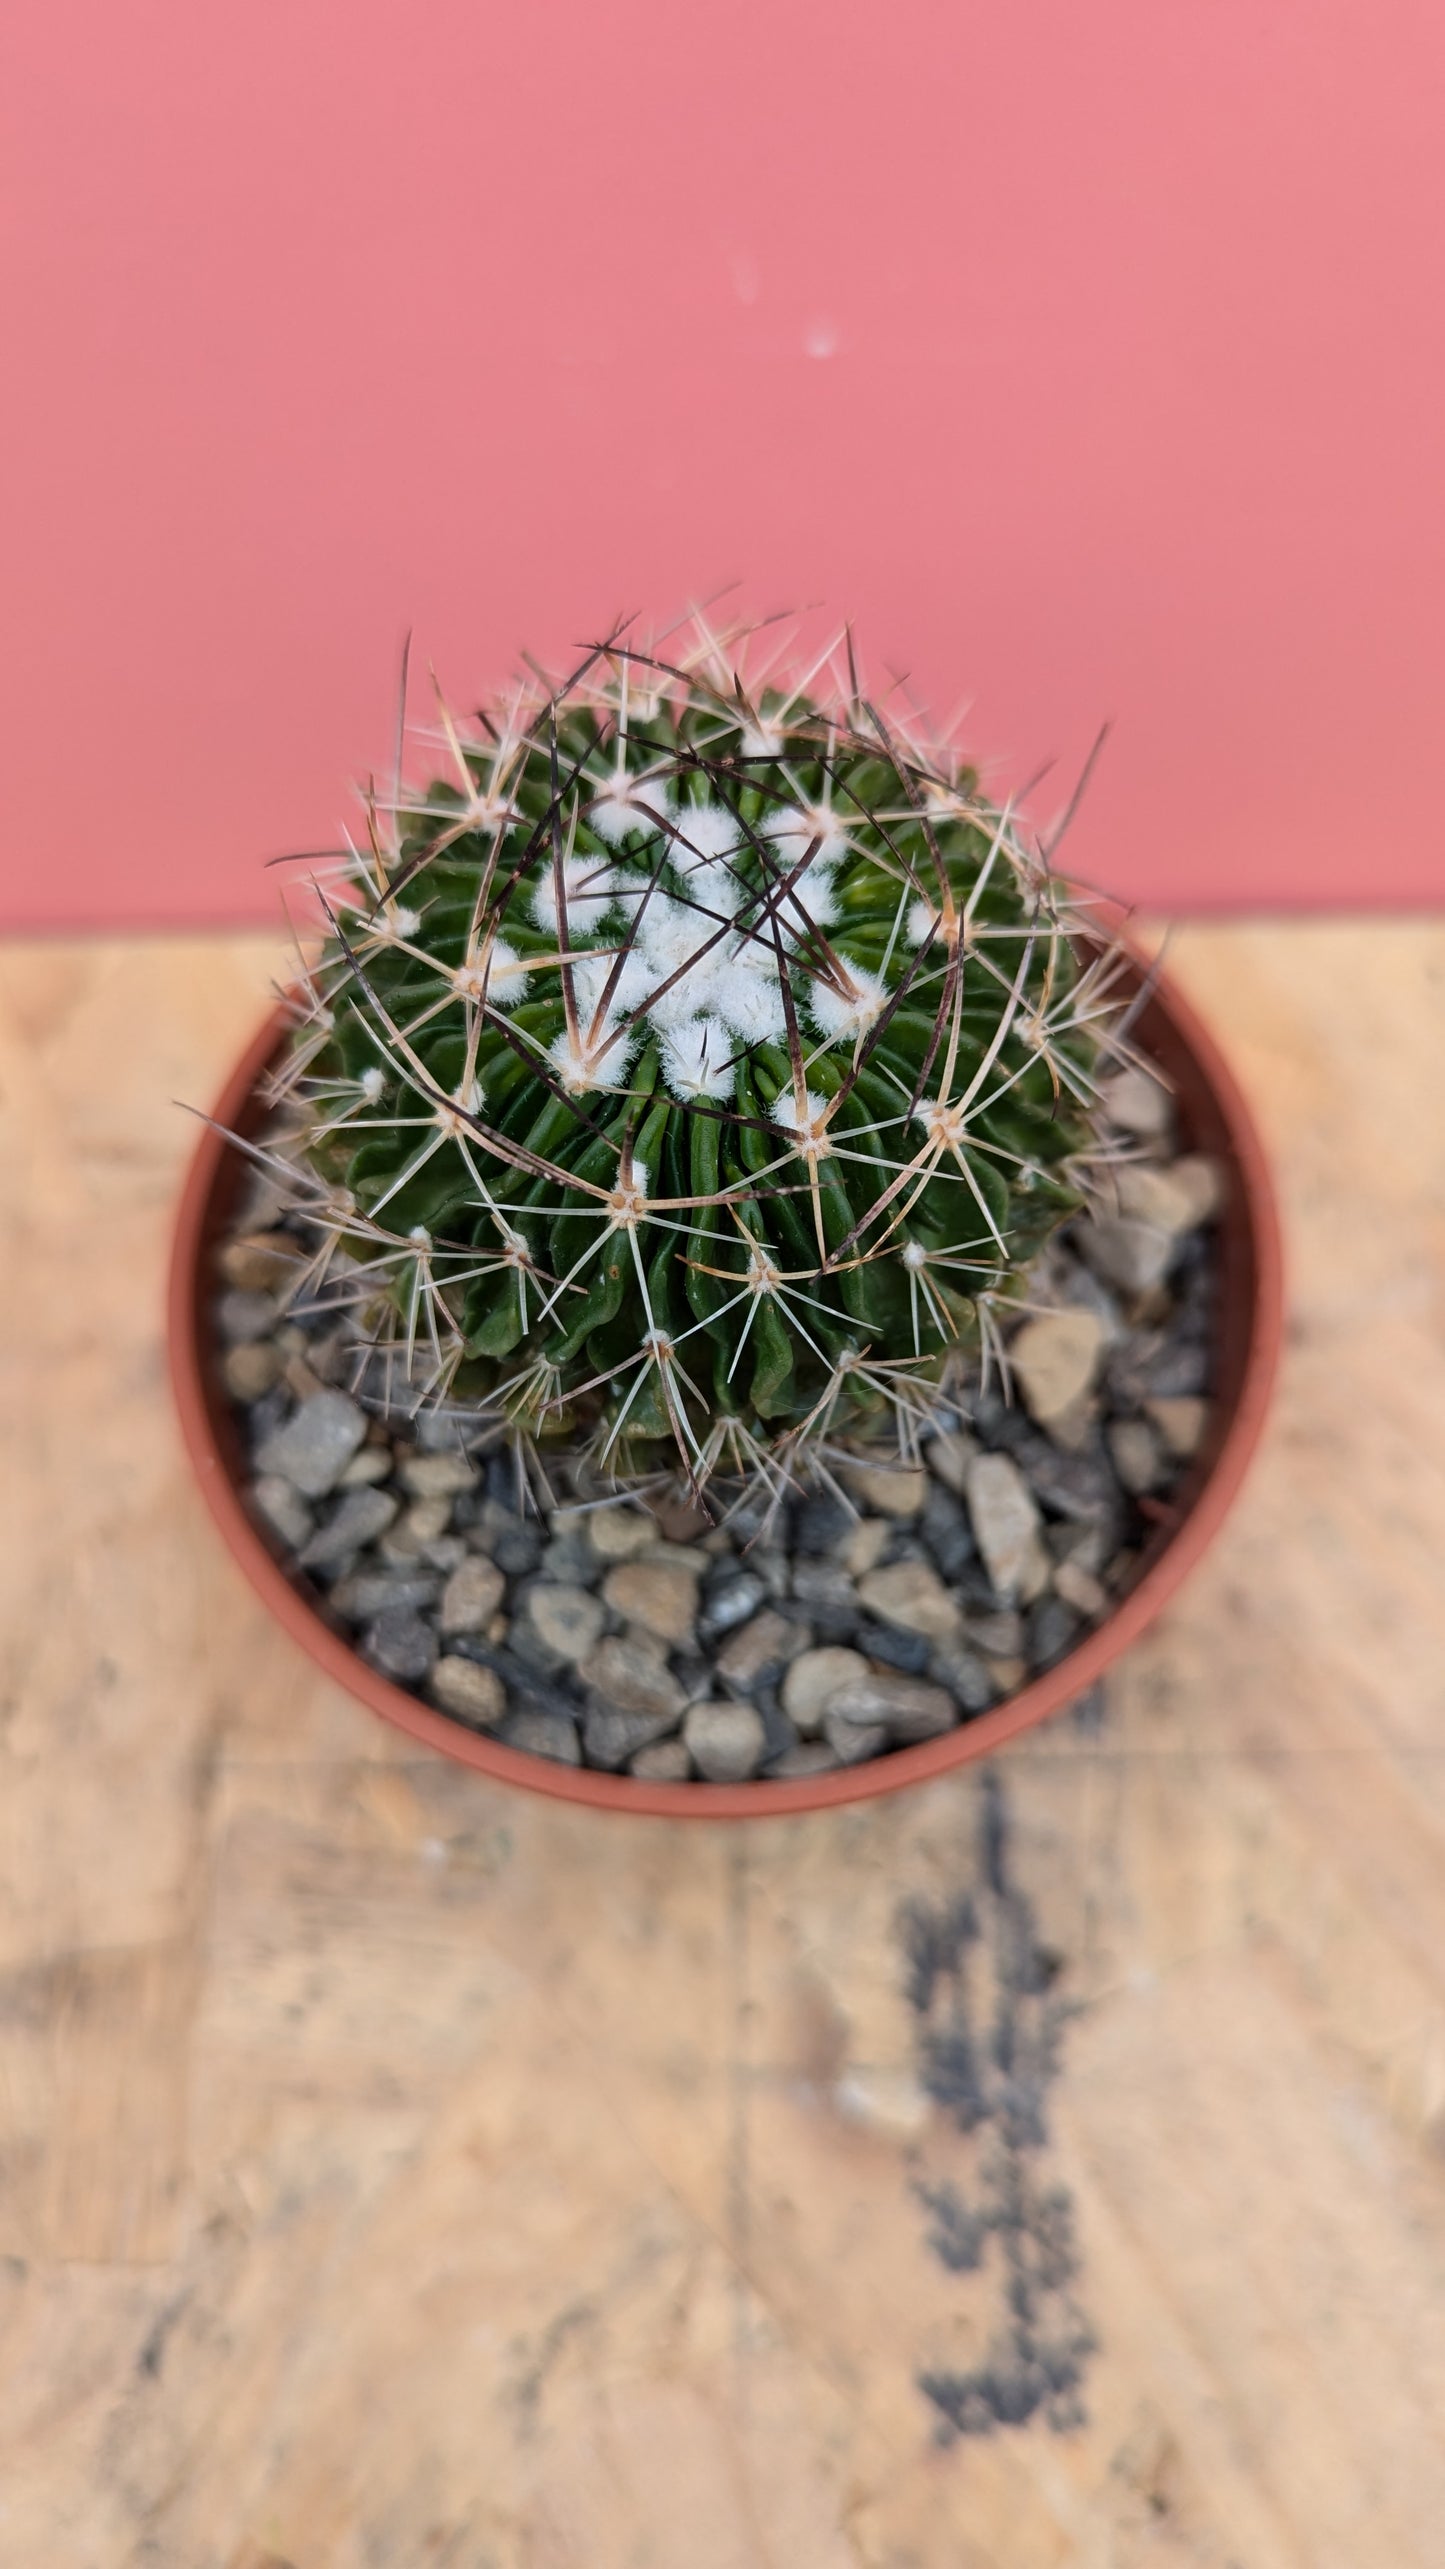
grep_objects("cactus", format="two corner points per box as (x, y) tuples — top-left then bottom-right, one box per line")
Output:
(250, 619), (1128, 1507)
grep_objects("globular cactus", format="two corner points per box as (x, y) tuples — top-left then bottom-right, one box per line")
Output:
(255, 619), (1126, 1505)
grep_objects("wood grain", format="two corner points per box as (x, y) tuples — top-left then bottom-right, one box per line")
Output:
(0, 923), (1442, 2566)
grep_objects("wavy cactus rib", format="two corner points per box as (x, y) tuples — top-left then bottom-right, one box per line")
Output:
(255, 617), (1132, 1504)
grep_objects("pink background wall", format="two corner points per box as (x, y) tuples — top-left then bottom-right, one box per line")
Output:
(3, 0), (1443, 933)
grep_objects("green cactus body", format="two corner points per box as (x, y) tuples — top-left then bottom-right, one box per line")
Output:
(275, 630), (1115, 1497)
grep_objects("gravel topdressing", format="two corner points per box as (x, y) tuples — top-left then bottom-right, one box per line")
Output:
(213, 1064), (1221, 1784)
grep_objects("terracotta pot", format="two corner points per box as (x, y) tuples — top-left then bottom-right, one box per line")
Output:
(169, 946), (1283, 1816)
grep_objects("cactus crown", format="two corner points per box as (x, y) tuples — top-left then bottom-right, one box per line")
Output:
(259, 619), (1124, 1506)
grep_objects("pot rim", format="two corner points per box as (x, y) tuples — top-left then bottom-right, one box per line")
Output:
(168, 939), (1284, 1816)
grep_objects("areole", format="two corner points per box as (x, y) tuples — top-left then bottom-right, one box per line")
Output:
(169, 933), (1283, 1816)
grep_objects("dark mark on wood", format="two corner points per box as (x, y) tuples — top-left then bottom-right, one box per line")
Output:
(898, 1770), (1096, 2443)
(136, 2289), (191, 2381)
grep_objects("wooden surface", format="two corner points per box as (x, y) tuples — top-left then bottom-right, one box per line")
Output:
(1, 922), (1443, 2567)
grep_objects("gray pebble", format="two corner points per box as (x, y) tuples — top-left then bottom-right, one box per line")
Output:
(491, 1523), (544, 1576)
(754, 1695), (802, 1764)
(363, 1606), (438, 1683)
(338, 1445), (394, 1489)
(299, 1327), (352, 1387)
(822, 1711), (889, 1764)
(809, 1599), (861, 1644)
(330, 1569), (441, 1622)
(928, 1641), (996, 1715)
(216, 1288), (279, 1345)
(765, 1741), (843, 1779)
(781, 1646), (872, 1734)
(683, 1699), (767, 1782)
(524, 1582), (607, 1666)
(1026, 1445), (1123, 1524)
(460, 1644), (582, 1726)
(748, 1548), (794, 1601)
(716, 1610), (810, 1693)
(249, 1474), (314, 1552)
(794, 1492), (853, 1554)
(669, 1650), (716, 1702)
(223, 1342), (283, 1402)
(789, 1559), (857, 1615)
(965, 1450), (1047, 1604)
(854, 1620), (932, 1676)
(499, 1710), (582, 1766)
(299, 1485), (399, 1569)
(256, 1389), (368, 1499)
(1080, 1215), (1175, 1298)
(724, 1494), (785, 1548)
(415, 1409), (486, 1454)
(920, 1482), (976, 1580)
(1108, 1418), (1163, 1494)
(599, 1559), (700, 1647)
(628, 1737), (693, 1782)
(395, 1495), (453, 1548)
(583, 1703), (682, 1770)
(584, 1504), (656, 1561)
(966, 1607), (1025, 1658)
(925, 1428), (977, 1495)
(439, 1554), (505, 1636)
(857, 1557), (962, 1642)
(1028, 1595), (1082, 1670)
(398, 1451), (477, 1499)
(841, 1458), (928, 1518)
(830, 1670), (957, 1744)
(539, 1533), (599, 1589)
(699, 1573), (767, 1640)
(1139, 1340), (1211, 1399)
(1099, 1065), (1174, 1140)
(589, 1634), (686, 1720)
(430, 1657), (506, 1727)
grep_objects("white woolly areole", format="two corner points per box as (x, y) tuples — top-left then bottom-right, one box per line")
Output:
(530, 856), (634, 937)
(774, 861), (840, 928)
(915, 1096), (969, 1148)
(358, 904), (419, 944)
(771, 1088), (834, 1155)
(566, 948), (653, 1026)
(530, 881), (868, 1095)
(587, 768), (675, 846)
(669, 803), (751, 913)
(432, 1073), (485, 1137)
(636, 893), (715, 981)
(629, 896), (720, 1029)
(766, 805), (852, 870)
(673, 802), (743, 864)
(635, 897), (796, 1056)
(906, 896), (938, 945)
(454, 938), (528, 1007)
(548, 1014), (639, 1095)
(659, 1014), (737, 1101)
(809, 968), (887, 1040)
(711, 950), (787, 1044)
(487, 938), (528, 1002)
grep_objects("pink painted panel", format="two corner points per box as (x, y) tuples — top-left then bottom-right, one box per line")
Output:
(2, 0), (1443, 931)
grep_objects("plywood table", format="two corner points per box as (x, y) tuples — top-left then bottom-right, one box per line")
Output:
(1, 922), (1443, 2567)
